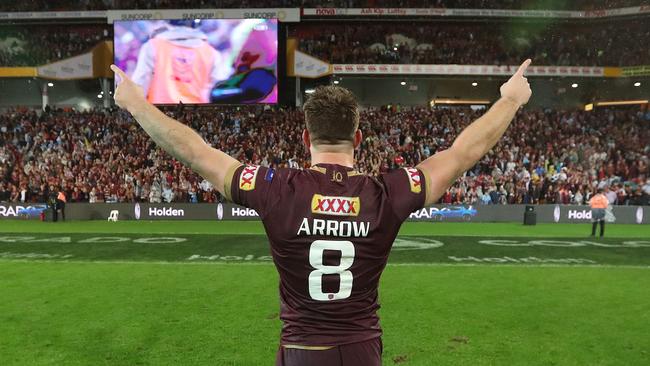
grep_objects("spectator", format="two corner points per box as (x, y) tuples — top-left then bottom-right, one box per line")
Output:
(0, 25), (111, 67)
(0, 105), (647, 205)
(604, 186), (618, 204)
(292, 19), (650, 67)
(2, 0), (647, 11)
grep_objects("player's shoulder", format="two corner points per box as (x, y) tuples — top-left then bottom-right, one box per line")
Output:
(379, 167), (428, 196)
(235, 165), (307, 186)
(380, 167), (423, 185)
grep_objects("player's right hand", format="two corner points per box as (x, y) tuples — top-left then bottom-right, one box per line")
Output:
(110, 64), (146, 113)
(500, 59), (532, 106)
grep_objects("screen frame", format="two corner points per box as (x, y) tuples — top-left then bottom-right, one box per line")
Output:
(112, 18), (279, 106)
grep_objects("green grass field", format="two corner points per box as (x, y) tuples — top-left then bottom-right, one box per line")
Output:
(1, 221), (649, 365)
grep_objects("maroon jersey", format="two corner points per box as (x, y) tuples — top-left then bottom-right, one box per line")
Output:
(225, 163), (429, 347)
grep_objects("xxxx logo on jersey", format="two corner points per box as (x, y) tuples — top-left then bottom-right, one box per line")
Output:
(239, 165), (260, 191)
(404, 167), (422, 194)
(311, 194), (360, 217)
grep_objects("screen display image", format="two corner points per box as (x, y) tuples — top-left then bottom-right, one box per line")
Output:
(114, 19), (278, 104)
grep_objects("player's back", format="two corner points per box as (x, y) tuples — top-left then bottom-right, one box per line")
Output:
(226, 163), (428, 346)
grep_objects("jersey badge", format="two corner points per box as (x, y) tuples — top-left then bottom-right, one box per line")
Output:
(311, 194), (360, 217)
(239, 165), (260, 191)
(404, 168), (422, 194)
(264, 168), (275, 182)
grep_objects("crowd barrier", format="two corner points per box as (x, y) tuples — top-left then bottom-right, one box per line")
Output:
(0, 202), (647, 224)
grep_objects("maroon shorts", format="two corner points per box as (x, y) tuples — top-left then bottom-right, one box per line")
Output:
(276, 337), (382, 366)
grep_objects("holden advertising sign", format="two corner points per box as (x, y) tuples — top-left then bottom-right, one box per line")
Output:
(1, 203), (646, 224)
(537, 205), (646, 224)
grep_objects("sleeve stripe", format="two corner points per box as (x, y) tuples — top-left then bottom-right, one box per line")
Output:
(223, 163), (243, 202)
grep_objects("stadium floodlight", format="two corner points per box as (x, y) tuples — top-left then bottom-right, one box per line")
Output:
(571, 83), (579, 88)
(472, 82), (478, 87)
(634, 82), (641, 87)
(97, 94), (103, 99)
(400, 80), (407, 86)
(47, 82), (54, 87)
(393, 47), (398, 51)
(305, 89), (315, 94)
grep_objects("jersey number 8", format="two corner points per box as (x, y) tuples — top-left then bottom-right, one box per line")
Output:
(308, 240), (355, 301)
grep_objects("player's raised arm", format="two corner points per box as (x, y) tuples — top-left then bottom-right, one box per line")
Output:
(417, 59), (532, 206)
(110, 64), (240, 197)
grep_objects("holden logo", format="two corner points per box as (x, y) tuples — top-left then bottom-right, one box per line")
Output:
(217, 203), (223, 220)
(568, 210), (591, 220)
(637, 207), (644, 224)
(135, 203), (141, 220)
(553, 205), (560, 223)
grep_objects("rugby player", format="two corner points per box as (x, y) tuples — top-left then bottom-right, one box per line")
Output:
(111, 59), (532, 366)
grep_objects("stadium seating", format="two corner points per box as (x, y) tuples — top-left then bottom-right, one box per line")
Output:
(3, 20), (648, 68)
(292, 20), (650, 66)
(0, 25), (111, 66)
(1, 105), (648, 205)
(1, 0), (647, 11)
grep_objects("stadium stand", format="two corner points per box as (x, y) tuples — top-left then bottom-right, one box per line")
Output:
(0, 0), (648, 11)
(0, 25), (111, 66)
(292, 20), (650, 66)
(1, 106), (648, 205)
(307, 0), (650, 9)
(2, 19), (648, 68)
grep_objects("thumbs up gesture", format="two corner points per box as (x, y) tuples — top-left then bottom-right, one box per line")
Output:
(500, 59), (532, 106)
(110, 64), (146, 113)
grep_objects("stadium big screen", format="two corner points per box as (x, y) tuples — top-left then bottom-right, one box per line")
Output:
(114, 19), (278, 104)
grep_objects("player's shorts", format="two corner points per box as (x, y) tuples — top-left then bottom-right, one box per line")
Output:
(276, 337), (382, 366)
(591, 208), (606, 222)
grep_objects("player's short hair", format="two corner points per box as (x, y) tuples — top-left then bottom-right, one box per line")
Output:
(303, 85), (360, 145)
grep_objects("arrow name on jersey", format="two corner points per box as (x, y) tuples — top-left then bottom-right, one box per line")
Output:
(297, 218), (370, 238)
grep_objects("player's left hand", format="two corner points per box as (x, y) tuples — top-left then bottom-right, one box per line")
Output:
(111, 64), (146, 113)
(500, 59), (532, 106)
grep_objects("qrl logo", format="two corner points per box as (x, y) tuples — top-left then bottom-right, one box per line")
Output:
(311, 194), (360, 217)
(239, 165), (260, 191)
(404, 168), (422, 193)
(568, 210), (591, 220)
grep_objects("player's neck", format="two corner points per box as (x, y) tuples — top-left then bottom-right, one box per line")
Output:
(310, 152), (355, 169)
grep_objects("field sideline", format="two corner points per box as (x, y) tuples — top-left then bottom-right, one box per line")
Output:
(1, 221), (649, 365)
(4, 220), (650, 237)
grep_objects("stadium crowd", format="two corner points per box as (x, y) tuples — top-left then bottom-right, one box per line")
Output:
(1, 105), (649, 206)
(0, 25), (111, 67)
(1, 0), (648, 11)
(2, 18), (648, 67)
(293, 19), (650, 66)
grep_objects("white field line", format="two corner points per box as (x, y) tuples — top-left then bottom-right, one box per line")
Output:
(0, 258), (649, 269)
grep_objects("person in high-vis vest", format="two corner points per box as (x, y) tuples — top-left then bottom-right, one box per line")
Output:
(131, 21), (233, 104)
(56, 189), (67, 222)
(589, 188), (608, 237)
